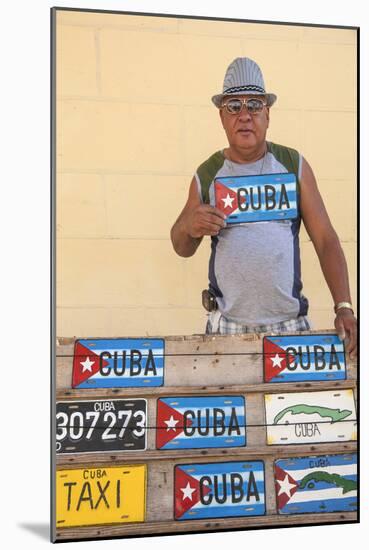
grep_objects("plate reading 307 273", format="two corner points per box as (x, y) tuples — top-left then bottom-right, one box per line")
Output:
(56, 399), (147, 454)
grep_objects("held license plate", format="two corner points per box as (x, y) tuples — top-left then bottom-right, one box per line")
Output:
(56, 399), (147, 454)
(56, 465), (146, 527)
(214, 173), (297, 224)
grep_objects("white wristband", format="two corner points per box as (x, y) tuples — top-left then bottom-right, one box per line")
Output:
(334, 302), (354, 314)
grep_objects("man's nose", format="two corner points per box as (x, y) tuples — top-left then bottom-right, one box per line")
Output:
(238, 107), (252, 121)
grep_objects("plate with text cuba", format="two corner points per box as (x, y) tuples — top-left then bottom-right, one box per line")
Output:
(265, 390), (356, 445)
(156, 396), (246, 450)
(56, 399), (147, 454)
(274, 453), (357, 514)
(263, 333), (346, 383)
(56, 465), (146, 528)
(174, 461), (265, 520)
(72, 338), (164, 388)
(214, 173), (297, 224)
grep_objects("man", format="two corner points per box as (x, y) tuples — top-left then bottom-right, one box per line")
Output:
(170, 57), (357, 359)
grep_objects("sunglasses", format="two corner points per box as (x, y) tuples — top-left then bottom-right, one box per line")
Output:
(221, 97), (267, 115)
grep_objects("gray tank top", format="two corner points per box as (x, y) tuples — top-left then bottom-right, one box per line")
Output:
(194, 141), (309, 326)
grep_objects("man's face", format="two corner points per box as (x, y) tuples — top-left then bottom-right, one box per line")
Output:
(219, 95), (270, 154)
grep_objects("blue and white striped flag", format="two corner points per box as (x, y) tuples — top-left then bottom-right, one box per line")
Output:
(275, 454), (357, 514)
(72, 338), (164, 388)
(175, 461), (265, 520)
(215, 173), (297, 223)
(157, 396), (246, 449)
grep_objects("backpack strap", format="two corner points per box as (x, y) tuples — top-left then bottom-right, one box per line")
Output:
(266, 141), (301, 191)
(196, 151), (225, 204)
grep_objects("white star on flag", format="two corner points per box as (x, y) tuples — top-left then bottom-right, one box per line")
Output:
(164, 415), (179, 431)
(80, 356), (95, 373)
(221, 193), (235, 209)
(277, 474), (297, 498)
(181, 481), (196, 501)
(271, 353), (284, 369)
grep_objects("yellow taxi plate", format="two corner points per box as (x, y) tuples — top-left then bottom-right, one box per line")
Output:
(56, 465), (146, 528)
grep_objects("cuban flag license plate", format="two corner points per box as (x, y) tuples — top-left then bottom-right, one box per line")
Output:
(214, 172), (297, 224)
(275, 453), (357, 514)
(263, 333), (346, 383)
(156, 396), (246, 450)
(72, 338), (165, 389)
(174, 461), (265, 520)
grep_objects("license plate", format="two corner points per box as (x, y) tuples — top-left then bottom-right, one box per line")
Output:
(265, 390), (357, 445)
(214, 173), (297, 224)
(56, 399), (147, 454)
(156, 396), (246, 449)
(174, 461), (265, 520)
(263, 334), (346, 383)
(56, 465), (146, 527)
(275, 453), (357, 514)
(72, 338), (164, 388)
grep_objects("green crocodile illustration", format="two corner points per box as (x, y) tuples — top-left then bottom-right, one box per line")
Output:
(299, 471), (357, 494)
(274, 404), (352, 424)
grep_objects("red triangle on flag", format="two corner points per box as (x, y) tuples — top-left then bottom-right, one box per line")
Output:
(263, 337), (296, 382)
(274, 464), (299, 510)
(174, 466), (211, 518)
(72, 341), (108, 388)
(215, 180), (244, 216)
(156, 400), (192, 449)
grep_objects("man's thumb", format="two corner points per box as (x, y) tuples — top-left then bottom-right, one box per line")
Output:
(336, 319), (346, 341)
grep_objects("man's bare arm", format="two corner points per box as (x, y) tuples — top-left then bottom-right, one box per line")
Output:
(300, 158), (357, 358)
(170, 177), (226, 258)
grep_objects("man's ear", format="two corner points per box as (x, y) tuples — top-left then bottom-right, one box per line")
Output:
(219, 108), (225, 128)
(266, 107), (270, 128)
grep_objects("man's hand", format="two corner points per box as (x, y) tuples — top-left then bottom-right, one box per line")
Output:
(171, 177), (227, 257)
(334, 309), (357, 360)
(185, 204), (226, 238)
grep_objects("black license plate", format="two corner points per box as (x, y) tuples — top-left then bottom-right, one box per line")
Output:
(56, 399), (147, 454)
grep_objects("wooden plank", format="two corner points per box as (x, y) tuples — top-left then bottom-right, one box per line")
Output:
(56, 331), (357, 391)
(55, 511), (357, 541)
(56, 379), (356, 399)
(56, 442), (357, 466)
(56, 330), (349, 348)
(56, 390), (357, 457)
(56, 451), (357, 525)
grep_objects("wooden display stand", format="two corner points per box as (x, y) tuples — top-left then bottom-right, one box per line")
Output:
(54, 330), (357, 541)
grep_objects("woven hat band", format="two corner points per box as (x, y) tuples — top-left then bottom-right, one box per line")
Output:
(224, 85), (265, 94)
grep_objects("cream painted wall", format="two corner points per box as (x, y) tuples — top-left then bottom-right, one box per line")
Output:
(56, 10), (357, 337)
